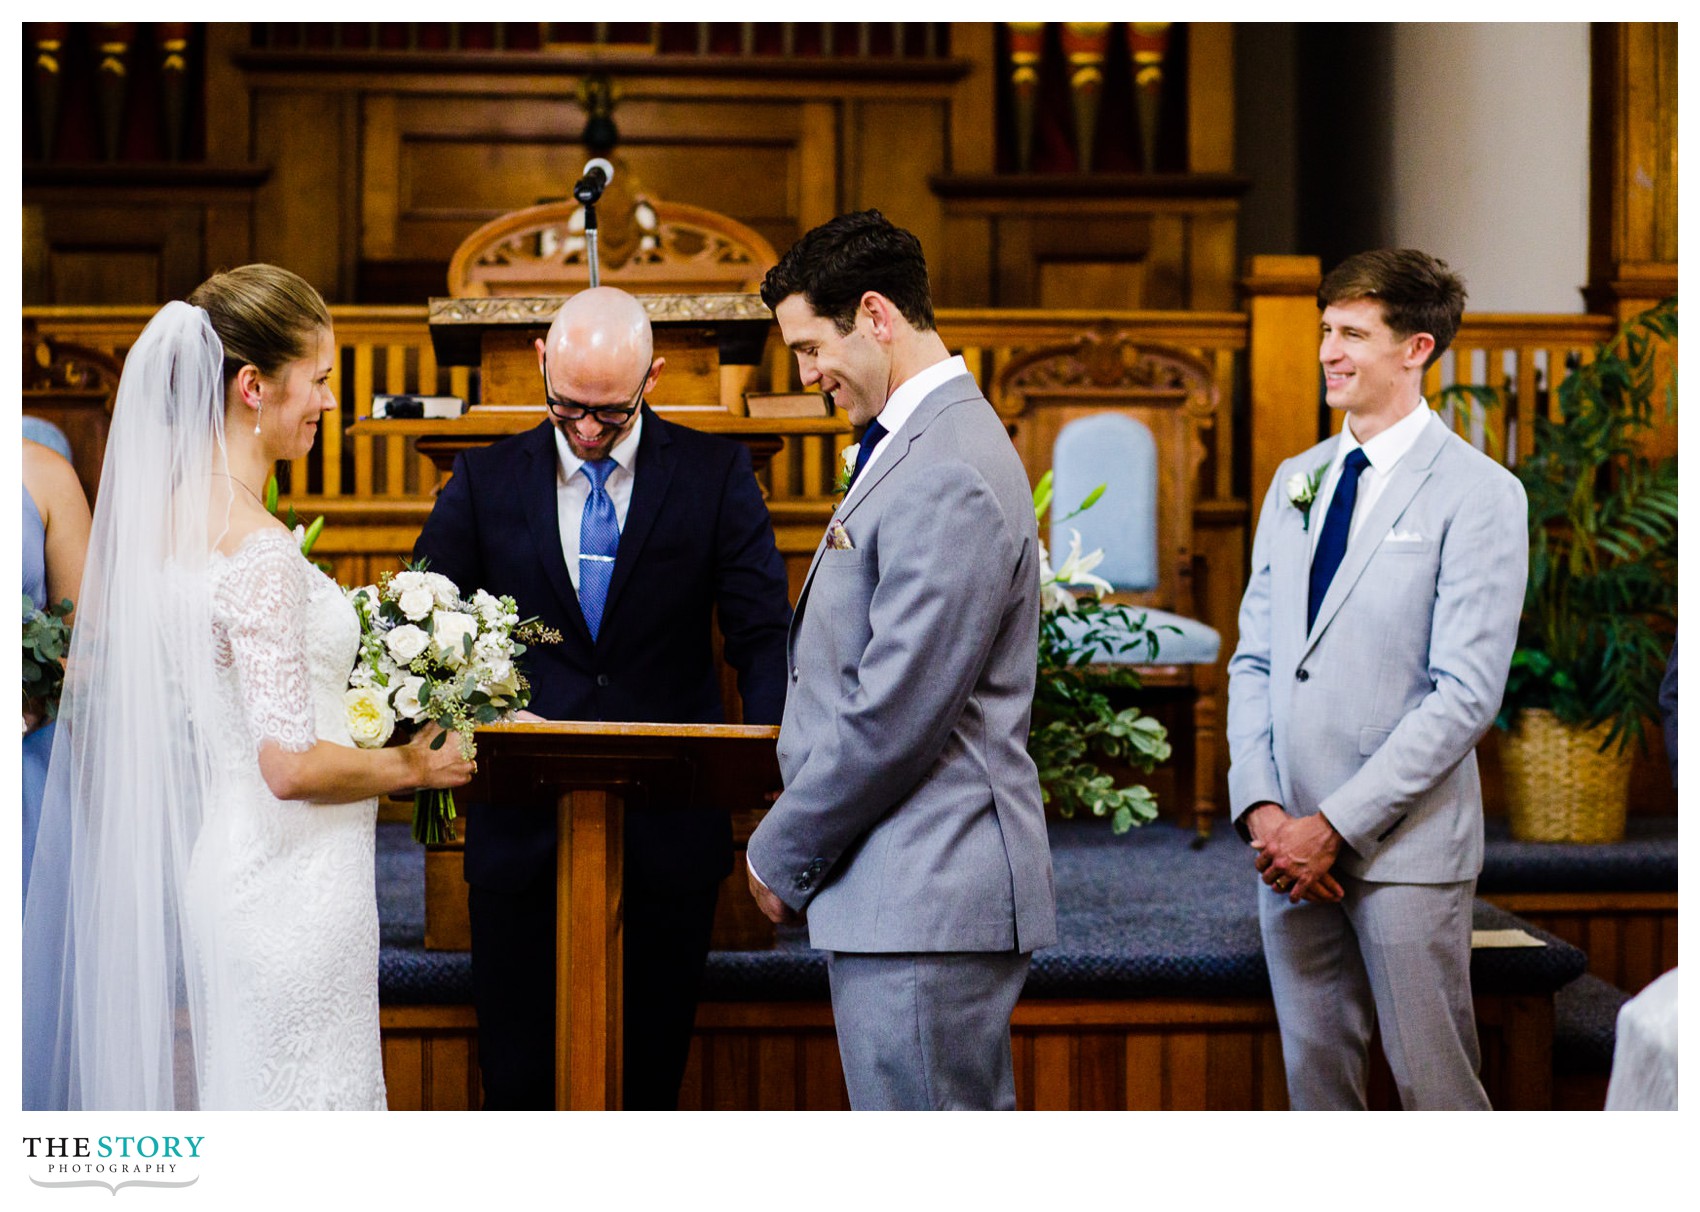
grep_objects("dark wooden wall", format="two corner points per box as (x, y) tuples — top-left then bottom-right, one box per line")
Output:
(21, 22), (1242, 312)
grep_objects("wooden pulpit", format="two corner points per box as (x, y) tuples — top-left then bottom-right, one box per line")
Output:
(463, 720), (781, 1110)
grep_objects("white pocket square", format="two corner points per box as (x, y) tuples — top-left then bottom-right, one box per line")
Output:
(1385, 528), (1425, 543)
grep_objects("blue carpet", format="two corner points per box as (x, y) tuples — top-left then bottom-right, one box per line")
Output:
(1478, 815), (1676, 893)
(377, 817), (1603, 1005)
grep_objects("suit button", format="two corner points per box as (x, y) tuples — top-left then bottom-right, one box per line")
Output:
(1295, 669), (1309, 682)
(596, 674), (610, 687)
(791, 668), (799, 683)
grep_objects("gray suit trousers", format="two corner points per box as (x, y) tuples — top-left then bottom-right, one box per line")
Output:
(826, 950), (1031, 1110)
(1260, 876), (1490, 1110)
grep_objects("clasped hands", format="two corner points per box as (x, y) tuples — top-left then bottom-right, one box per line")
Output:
(1245, 802), (1344, 904)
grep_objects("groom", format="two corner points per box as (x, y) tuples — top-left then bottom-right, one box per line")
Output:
(746, 211), (1056, 1110)
(1226, 249), (1527, 1109)
(415, 287), (792, 1109)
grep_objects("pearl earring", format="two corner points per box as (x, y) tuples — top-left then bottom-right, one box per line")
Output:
(253, 394), (263, 436)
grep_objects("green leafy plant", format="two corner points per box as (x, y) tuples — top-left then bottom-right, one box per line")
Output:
(23, 594), (74, 723)
(1028, 472), (1173, 834)
(1493, 298), (1677, 751)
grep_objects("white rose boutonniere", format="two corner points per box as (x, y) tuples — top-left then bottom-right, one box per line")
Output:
(344, 687), (397, 749)
(835, 444), (860, 497)
(1287, 462), (1328, 531)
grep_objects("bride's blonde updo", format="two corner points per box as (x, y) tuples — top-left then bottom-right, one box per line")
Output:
(187, 264), (332, 388)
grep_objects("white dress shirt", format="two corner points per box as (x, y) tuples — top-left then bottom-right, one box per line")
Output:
(554, 412), (643, 589)
(854, 354), (970, 484)
(1308, 401), (1433, 558)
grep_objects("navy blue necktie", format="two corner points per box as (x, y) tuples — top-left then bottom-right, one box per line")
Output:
(1307, 446), (1371, 632)
(578, 459), (619, 640)
(847, 417), (889, 492)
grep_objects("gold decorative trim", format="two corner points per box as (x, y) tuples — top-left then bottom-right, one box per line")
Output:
(428, 292), (771, 326)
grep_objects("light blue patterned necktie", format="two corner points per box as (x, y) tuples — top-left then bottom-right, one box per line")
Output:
(578, 459), (619, 640)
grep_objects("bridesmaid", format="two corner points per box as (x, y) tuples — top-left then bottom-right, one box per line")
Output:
(21, 436), (90, 908)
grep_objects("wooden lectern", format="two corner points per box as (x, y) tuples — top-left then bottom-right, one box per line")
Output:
(463, 720), (781, 1110)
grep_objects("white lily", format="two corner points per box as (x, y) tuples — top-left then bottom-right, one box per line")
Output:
(1050, 529), (1114, 598)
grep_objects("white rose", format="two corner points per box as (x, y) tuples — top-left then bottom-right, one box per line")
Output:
(398, 586), (435, 622)
(432, 610), (480, 667)
(424, 572), (460, 607)
(384, 623), (431, 664)
(389, 570), (428, 596)
(1285, 471), (1311, 503)
(393, 675), (429, 723)
(344, 687), (396, 749)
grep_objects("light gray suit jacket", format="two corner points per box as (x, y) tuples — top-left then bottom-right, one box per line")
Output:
(747, 373), (1057, 954)
(1227, 412), (1528, 883)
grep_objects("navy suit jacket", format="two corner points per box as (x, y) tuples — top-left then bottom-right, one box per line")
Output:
(414, 408), (792, 892)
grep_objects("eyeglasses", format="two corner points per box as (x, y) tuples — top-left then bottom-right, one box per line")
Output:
(542, 368), (648, 426)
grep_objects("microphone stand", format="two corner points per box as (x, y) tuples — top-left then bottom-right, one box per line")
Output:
(584, 198), (601, 288)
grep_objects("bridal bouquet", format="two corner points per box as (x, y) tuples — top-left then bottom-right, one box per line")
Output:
(344, 563), (560, 844)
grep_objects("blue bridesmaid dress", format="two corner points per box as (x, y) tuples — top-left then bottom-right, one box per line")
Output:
(22, 484), (54, 908)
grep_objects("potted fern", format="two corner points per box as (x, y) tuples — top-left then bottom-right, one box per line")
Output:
(1491, 297), (1677, 841)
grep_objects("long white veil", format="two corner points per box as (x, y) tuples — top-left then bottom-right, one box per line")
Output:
(22, 301), (233, 1109)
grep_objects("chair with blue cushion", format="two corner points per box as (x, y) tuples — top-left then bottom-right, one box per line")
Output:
(995, 332), (1224, 837)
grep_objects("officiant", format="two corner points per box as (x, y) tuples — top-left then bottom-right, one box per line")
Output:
(413, 286), (792, 1109)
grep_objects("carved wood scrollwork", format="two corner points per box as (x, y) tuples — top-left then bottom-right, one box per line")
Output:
(993, 324), (1220, 478)
(22, 322), (122, 401)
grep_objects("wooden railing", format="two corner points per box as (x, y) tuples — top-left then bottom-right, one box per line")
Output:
(25, 297), (1636, 510)
(22, 303), (1252, 510)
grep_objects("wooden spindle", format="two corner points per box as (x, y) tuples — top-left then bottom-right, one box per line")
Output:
(1128, 22), (1173, 173)
(30, 23), (69, 161)
(156, 23), (192, 163)
(1061, 23), (1111, 172)
(353, 343), (375, 495)
(1006, 23), (1046, 173)
(94, 23), (136, 162)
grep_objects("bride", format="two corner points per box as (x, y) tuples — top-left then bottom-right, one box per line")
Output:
(22, 265), (473, 1110)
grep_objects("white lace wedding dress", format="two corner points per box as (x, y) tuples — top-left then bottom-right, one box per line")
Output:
(186, 528), (387, 1110)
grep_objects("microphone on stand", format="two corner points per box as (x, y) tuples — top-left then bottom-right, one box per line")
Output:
(573, 158), (615, 287)
(573, 157), (615, 205)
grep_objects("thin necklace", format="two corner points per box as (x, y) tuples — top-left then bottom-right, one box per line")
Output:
(213, 471), (268, 507)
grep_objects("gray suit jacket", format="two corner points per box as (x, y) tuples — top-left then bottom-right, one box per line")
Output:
(747, 373), (1057, 953)
(1227, 411), (1528, 883)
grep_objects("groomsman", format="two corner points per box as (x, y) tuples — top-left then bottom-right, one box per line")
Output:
(1226, 249), (1527, 1109)
(747, 211), (1056, 1109)
(416, 287), (792, 1108)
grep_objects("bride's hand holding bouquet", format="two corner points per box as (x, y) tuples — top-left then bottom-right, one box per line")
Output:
(344, 562), (560, 843)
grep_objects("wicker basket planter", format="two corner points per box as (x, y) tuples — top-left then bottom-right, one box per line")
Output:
(1500, 708), (1633, 843)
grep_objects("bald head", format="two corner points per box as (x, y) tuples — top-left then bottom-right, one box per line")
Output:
(536, 286), (663, 460)
(541, 287), (654, 391)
